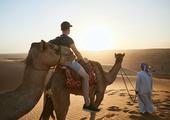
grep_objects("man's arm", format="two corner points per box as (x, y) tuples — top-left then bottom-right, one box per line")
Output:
(70, 43), (84, 60)
(136, 73), (140, 94)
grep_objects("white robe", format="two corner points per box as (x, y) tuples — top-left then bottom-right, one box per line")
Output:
(136, 71), (153, 113)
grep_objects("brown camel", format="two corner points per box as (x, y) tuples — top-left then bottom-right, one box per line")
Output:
(0, 40), (73, 120)
(40, 53), (125, 120)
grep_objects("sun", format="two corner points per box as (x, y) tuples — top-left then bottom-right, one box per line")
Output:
(75, 27), (117, 51)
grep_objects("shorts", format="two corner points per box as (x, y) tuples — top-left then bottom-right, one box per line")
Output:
(64, 60), (81, 72)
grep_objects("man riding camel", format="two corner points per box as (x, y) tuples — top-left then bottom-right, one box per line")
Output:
(49, 21), (100, 112)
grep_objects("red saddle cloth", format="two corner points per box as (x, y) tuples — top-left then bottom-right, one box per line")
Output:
(63, 62), (97, 90)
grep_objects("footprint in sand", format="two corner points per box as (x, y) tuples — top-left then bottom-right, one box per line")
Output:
(119, 89), (126, 91)
(129, 89), (135, 91)
(130, 113), (165, 120)
(164, 91), (170, 93)
(135, 106), (139, 108)
(80, 117), (87, 120)
(153, 99), (161, 104)
(108, 91), (117, 96)
(107, 106), (121, 112)
(166, 96), (170, 101)
(105, 89), (115, 94)
(123, 107), (130, 113)
(128, 110), (139, 114)
(96, 113), (116, 120)
(123, 109), (130, 113)
(126, 101), (134, 106)
(119, 93), (126, 96)
(158, 113), (166, 118)
(160, 90), (168, 93)
(153, 93), (159, 96)
(161, 104), (170, 110)
(129, 114), (143, 120)
(105, 113), (115, 118)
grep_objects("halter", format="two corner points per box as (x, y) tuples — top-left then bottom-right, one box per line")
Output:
(120, 68), (136, 103)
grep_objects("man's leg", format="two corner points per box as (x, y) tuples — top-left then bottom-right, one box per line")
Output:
(65, 61), (90, 106)
(145, 93), (154, 113)
(66, 61), (100, 112)
(78, 66), (90, 106)
(138, 94), (146, 113)
(77, 64), (100, 112)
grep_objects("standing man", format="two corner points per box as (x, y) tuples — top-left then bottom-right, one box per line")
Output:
(135, 63), (154, 114)
(49, 21), (100, 112)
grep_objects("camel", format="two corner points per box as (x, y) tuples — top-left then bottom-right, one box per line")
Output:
(0, 40), (73, 120)
(40, 53), (125, 120)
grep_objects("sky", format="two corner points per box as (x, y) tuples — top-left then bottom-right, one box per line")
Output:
(0, 0), (170, 53)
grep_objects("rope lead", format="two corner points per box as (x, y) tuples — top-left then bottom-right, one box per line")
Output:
(120, 68), (136, 103)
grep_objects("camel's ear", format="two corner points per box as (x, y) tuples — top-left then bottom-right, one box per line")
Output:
(40, 40), (47, 51)
(115, 53), (117, 57)
(123, 53), (125, 56)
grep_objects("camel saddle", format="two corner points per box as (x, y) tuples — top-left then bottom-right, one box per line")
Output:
(61, 60), (97, 90)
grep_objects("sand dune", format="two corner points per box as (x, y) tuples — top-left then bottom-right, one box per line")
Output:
(0, 60), (170, 120)
(19, 77), (170, 120)
(0, 60), (25, 92)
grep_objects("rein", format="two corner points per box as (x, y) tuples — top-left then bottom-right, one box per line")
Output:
(58, 45), (62, 65)
(120, 68), (136, 103)
(50, 45), (62, 72)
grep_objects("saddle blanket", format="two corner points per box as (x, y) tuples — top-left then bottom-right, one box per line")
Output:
(63, 62), (97, 90)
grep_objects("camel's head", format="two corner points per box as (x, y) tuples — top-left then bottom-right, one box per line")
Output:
(25, 40), (61, 69)
(114, 53), (125, 63)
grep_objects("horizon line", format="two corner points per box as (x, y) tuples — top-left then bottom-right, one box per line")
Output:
(0, 48), (170, 54)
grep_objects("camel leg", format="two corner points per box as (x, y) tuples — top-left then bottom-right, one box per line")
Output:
(89, 92), (95, 105)
(39, 86), (55, 120)
(90, 112), (96, 120)
(39, 95), (54, 120)
(89, 92), (104, 120)
(94, 92), (104, 107)
(89, 93), (96, 120)
(51, 88), (70, 120)
(89, 94), (103, 120)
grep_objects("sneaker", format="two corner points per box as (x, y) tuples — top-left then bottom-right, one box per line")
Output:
(83, 104), (100, 112)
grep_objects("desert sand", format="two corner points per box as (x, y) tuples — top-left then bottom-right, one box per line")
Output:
(0, 57), (170, 120)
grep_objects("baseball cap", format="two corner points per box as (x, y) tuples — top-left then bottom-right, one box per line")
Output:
(61, 21), (72, 30)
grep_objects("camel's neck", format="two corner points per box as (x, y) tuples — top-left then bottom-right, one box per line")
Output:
(0, 65), (48, 120)
(105, 59), (123, 85)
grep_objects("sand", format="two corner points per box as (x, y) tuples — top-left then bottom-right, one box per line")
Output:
(0, 60), (170, 120)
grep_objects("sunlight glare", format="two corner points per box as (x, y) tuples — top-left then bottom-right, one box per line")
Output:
(76, 27), (117, 51)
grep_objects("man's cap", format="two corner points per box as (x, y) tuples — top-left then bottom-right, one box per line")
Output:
(61, 21), (72, 30)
